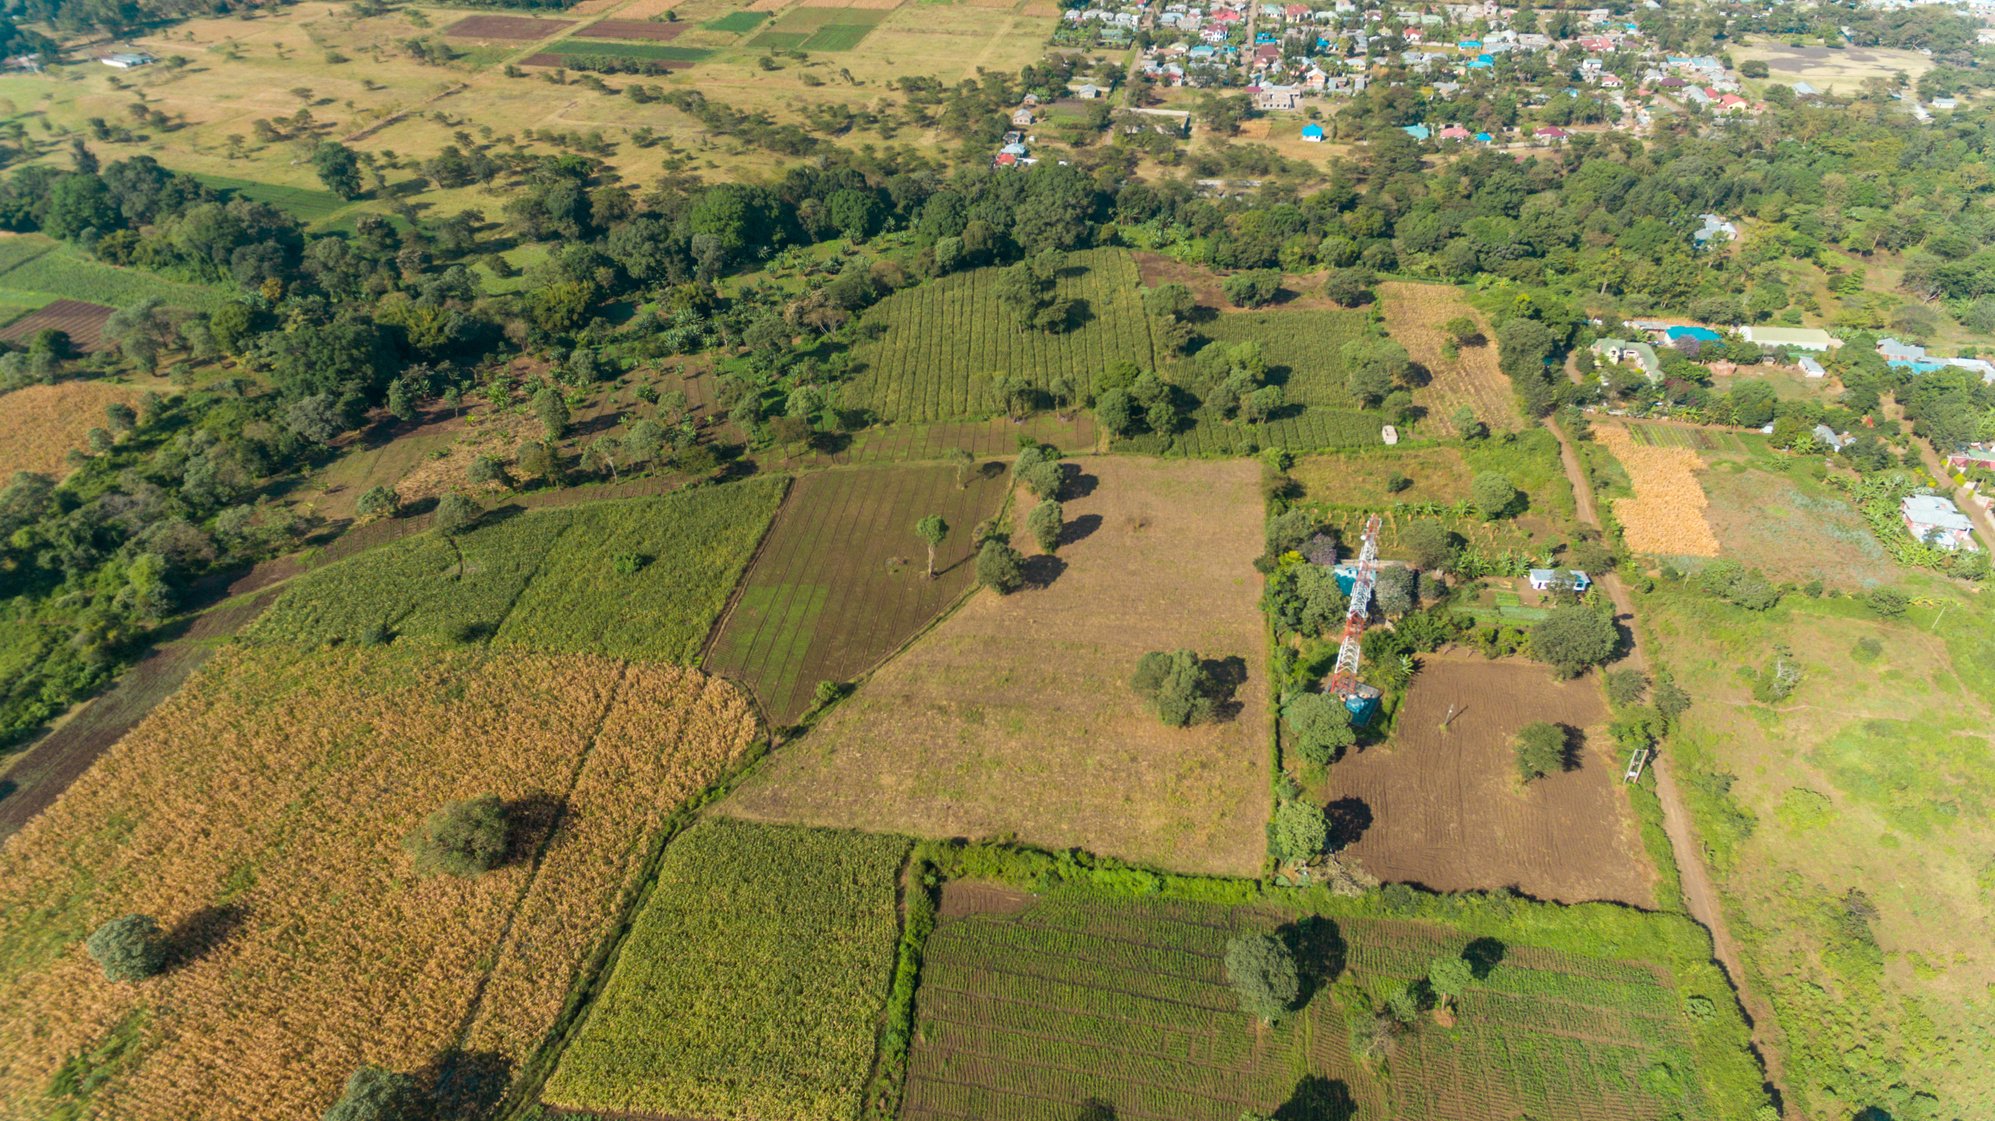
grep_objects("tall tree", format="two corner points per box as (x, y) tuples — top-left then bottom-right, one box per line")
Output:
(916, 514), (948, 579)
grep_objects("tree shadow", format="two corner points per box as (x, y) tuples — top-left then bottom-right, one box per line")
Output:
(1060, 513), (1102, 547)
(1280, 915), (1346, 1004)
(1463, 936), (1506, 980)
(1273, 1075), (1358, 1121)
(977, 460), (1008, 482)
(1022, 553), (1067, 589)
(501, 792), (567, 867)
(1058, 466), (1098, 501)
(1201, 655), (1249, 722)
(1324, 797), (1373, 850)
(0, 778), (14, 804)
(1557, 724), (1584, 772)
(163, 903), (249, 973)
(1073, 1098), (1116, 1121)
(1402, 360), (1434, 388)
(424, 1049), (512, 1121)
(570, 411), (621, 438)
(808, 429), (852, 455)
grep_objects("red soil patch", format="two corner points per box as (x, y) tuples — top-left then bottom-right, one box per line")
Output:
(0, 300), (115, 352)
(1323, 654), (1655, 907)
(443, 13), (575, 39)
(578, 18), (686, 39)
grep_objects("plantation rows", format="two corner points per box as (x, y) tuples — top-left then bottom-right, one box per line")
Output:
(1180, 309), (1371, 408)
(1119, 406), (1387, 456)
(545, 818), (910, 1121)
(1392, 1024), (1700, 1121)
(851, 248), (1160, 422)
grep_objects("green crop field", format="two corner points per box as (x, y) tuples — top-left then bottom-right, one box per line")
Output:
(847, 248), (1161, 423)
(705, 10), (768, 32)
(1184, 309), (1373, 408)
(0, 235), (58, 274)
(901, 881), (1768, 1121)
(496, 479), (784, 662)
(186, 173), (349, 224)
(0, 237), (222, 312)
(544, 818), (910, 1121)
(800, 24), (874, 50)
(542, 39), (713, 62)
(1117, 406), (1386, 455)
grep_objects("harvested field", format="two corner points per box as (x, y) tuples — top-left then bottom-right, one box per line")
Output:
(0, 644), (758, 1121)
(521, 50), (694, 68)
(1325, 655), (1654, 907)
(725, 457), (1272, 876)
(577, 17), (687, 38)
(903, 884), (1758, 1121)
(0, 381), (146, 478)
(1380, 281), (1520, 433)
(0, 299), (114, 352)
(1595, 424), (1720, 557)
(443, 13), (575, 39)
(706, 463), (1010, 724)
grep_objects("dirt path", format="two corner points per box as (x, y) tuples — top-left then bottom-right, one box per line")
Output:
(1548, 417), (1790, 1111)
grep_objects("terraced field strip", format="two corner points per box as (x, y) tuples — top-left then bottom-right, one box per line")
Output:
(705, 463), (1006, 722)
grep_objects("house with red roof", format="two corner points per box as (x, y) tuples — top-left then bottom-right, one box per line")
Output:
(1533, 125), (1570, 142)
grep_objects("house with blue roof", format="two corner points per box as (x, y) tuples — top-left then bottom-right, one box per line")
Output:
(1402, 124), (1431, 140)
(1301, 122), (1326, 142)
(1666, 326), (1721, 344)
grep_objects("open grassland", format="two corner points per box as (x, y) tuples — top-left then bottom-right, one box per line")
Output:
(1732, 38), (1935, 95)
(1594, 424), (1720, 557)
(0, 381), (147, 478)
(248, 479), (783, 661)
(1642, 582), (1995, 1116)
(0, 643), (758, 1121)
(904, 881), (1767, 1121)
(725, 457), (1272, 876)
(544, 817), (908, 1121)
(0, 236), (221, 312)
(184, 172), (348, 223)
(847, 248), (1160, 422)
(1326, 656), (1654, 907)
(1379, 281), (1519, 434)
(706, 463), (1009, 723)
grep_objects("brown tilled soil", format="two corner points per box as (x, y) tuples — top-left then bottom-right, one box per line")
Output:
(936, 880), (1036, 919)
(724, 456), (1273, 876)
(0, 300), (115, 352)
(443, 13), (574, 39)
(1324, 655), (1656, 907)
(577, 18), (686, 38)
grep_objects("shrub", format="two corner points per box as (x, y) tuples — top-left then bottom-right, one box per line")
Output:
(1223, 932), (1299, 1022)
(1028, 499), (1064, 553)
(976, 539), (1025, 594)
(1470, 472), (1519, 520)
(1865, 587), (1909, 618)
(86, 914), (167, 982)
(611, 551), (646, 575)
(1514, 721), (1568, 782)
(1529, 606), (1618, 677)
(433, 492), (480, 536)
(356, 485), (400, 519)
(323, 1065), (424, 1121)
(1401, 520), (1461, 571)
(1222, 269), (1282, 308)
(1282, 691), (1356, 767)
(1605, 668), (1649, 708)
(1271, 797), (1329, 862)
(404, 794), (508, 877)
(1130, 649), (1219, 727)
(1321, 266), (1374, 308)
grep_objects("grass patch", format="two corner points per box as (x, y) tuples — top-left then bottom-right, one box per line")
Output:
(0, 237), (222, 312)
(747, 30), (811, 48)
(185, 172), (348, 223)
(800, 23), (875, 49)
(705, 10), (769, 32)
(544, 817), (910, 1121)
(542, 39), (713, 61)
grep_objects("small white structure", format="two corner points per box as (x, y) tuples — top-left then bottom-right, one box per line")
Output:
(1380, 425), (1399, 446)
(1528, 568), (1592, 592)
(1799, 356), (1826, 378)
(99, 52), (156, 69)
(1740, 326), (1839, 352)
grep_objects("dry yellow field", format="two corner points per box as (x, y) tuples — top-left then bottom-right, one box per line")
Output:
(1379, 281), (1519, 434)
(1596, 424), (1720, 556)
(0, 644), (757, 1121)
(0, 381), (146, 478)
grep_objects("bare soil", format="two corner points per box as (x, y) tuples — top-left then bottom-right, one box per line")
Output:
(936, 880), (1036, 919)
(0, 300), (115, 352)
(443, 14), (576, 39)
(577, 18), (687, 39)
(723, 457), (1273, 876)
(1325, 655), (1656, 907)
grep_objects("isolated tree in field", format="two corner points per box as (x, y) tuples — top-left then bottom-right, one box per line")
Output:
(356, 485), (399, 520)
(404, 794), (508, 877)
(1401, 520), (1460, 572)
(1450, 405), (1488, 440)
(1222, 269), (1281, 308)
(86, 914), (167, 982)
(1131, 649), (1220, 726)
(1428, 955), (1473, 1014)
(1224, 932), (1300, 1023)
(1470, 472), (1518, 520)
(433, 492), (479, 537)
(976, 538), (1024, 594)
(1029, 499), (1064, 553)
(534, 386), (569, 440)
(1282, 690), (1356, 767)
(312, 141), (364, 200)
(104, 401), (138, 433)
(1272, 797), (1329, 863)
(1014, 445), (1064, 500)
(1605, 668), (1649, 709)
(916, 514), (948, 579)
(323, 1065), (424, 1121)
(1514, 721), (1568, 782)
(947, 447), (975, 489)
(1529, 606), (1618, 677)
(1321, 266), (1374, 308)
(1442, 316), (1481, 347)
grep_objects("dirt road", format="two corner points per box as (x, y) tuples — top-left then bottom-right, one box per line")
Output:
(1549, 417), (1791, 1111)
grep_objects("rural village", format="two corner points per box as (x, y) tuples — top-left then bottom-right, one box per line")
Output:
(1, 0), (1994, 1118)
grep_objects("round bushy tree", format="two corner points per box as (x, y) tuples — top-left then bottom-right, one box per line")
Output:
(1529, 606), (1618, 677)
(1223, 932), (1300, 1023)
(1272, 797), (1329, 863)
(323, 1065), (423, 1121)
(1470, 472), (1518, 520)
(976, 539), (1025, 594)
(1028, 499), (1064, 553)
(1281, 691), (1356, 767)
(1131, 649), (1218, 727)
(433, 492), (480, 536)
(1514, 721), (1568, 782)
(404, 794), (508, 877)
(86, 914), (167, 982)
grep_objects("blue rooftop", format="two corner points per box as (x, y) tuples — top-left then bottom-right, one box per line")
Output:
(1666, 326), (1721, 342)
(1403, 124), (1431, 140)
(1301, 123), (1325, 138)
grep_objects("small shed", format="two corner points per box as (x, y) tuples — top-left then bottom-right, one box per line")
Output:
(1380, 424), (1399, 445)
(1528, 569), (1591, 592)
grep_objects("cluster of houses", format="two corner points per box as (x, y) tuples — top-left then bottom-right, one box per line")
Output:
(1589, 318), (1839, 386)
(1876, 336), (1995, 384)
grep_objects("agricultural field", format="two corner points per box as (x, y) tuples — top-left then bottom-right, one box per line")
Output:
(1732, 38), (1936, 95)
(544, 817), (909, 1121)
(0, 236), (221, 312)
(0, 299), (116, 352)
(903, 880), (1767, 1121)
(1379, 281), (1520, 434)
(0, 381), (147, 478)
(1640, 581), (1995, 1115)
(725, 457), (1272, 875)
(1324, 655), (1655, 907)
(442, 13), (576, 39)
(0, 643), (759, 1121)
(706, 463), (1009, 724)
(846, 248), (1161, 423)
(248, 479), (783, 661)
(1593, 423), (1721, 558)
(748, 6), (893, 51)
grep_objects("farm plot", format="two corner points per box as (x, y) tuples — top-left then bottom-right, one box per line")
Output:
(0, 299), (115, 352)
(1695, 443), (1891, 590)
(0, 237), (222, 312)
(725, 457), (1272, 876)
(748, 5), (892, 49)
(537, 39), (712, 62)
(706, 463), (1009, 724)
(903, 883), (1753, 1121)
(1325, 655), (1655, 907)
(443, 13), (575, 38)
(847, 248), (1160, 423)
(0, 381), (147, 478)
(0, 644), (758, 1121)
(578, 17), (687, 38)
(1380, 281), (1520, 433)
(185, 173), (347, 224)
(705, 10), (769, 31)
(544, 818), (908, 1121)
(1594, 424), (1720, 557)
